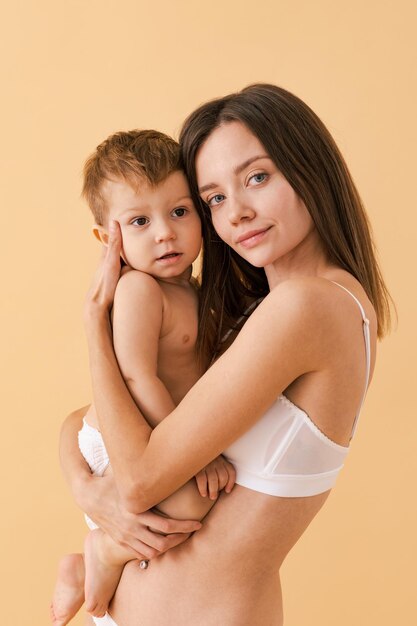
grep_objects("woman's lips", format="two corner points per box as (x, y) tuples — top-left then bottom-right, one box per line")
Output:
(236, 227), (271, 249)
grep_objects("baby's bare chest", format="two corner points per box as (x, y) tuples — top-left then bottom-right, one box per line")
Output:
(157, 284), (202, 402)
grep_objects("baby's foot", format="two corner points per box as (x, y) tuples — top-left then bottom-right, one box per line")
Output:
(84, 529), (126, 617)
(50, 553), (85, 626)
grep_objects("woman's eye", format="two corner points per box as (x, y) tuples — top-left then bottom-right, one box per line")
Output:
(132, 217), (148, 226)
(172, 207), (187, 217)
(207, 194), (225, 207)
(249, 173), (267, 185)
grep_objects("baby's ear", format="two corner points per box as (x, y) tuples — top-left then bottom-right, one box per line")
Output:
(92, 224), (109, 245)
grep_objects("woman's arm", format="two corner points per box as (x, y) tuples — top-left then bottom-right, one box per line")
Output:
(59, 408), (202, 558)
(112, 269), (235, 499)
(85, 223), (331, 514)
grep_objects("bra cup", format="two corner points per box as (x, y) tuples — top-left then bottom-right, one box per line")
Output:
(262, 409), (304, 474)
(270, 422), (348, 476)
(225, 400), (286, 473)
(223, 396), (349, 485)
(222, 282), (369, 497)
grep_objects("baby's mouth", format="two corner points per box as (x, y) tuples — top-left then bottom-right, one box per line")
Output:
(157, 252), (182, 260)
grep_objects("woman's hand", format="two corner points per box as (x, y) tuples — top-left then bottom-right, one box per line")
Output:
(61, 410), (199, 562)
(84, 220), (123, 320)
(195, 455), (236, 500)
(85, 475), (202, 560)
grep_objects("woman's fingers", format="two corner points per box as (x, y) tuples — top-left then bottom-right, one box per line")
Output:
(140, 510), (202, 535)
(99, 221), (122, 305)
(106, 221), (122, 269)
(116, 527), (189, 559)
(84, 220), (122, 316)
(157, 532), (192, 553)
(120, 529), (193, 559)
(104, 510), (201, 558)
(119, 539), (155, 561)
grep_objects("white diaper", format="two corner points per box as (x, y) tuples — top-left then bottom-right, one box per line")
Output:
(92, 613), (118, 625)
(78, 418), (110, 529)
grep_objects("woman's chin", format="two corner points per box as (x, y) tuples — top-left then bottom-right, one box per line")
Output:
(237, 250), (273, 269)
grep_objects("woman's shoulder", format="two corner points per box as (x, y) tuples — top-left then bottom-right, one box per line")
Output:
(246, 274), (376, 352)
(261, 274), (374, 321)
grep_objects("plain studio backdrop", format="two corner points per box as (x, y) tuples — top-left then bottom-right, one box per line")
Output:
(1, 1), (416, 624)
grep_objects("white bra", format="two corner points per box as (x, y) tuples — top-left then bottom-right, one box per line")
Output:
(223, 281), (371, 498)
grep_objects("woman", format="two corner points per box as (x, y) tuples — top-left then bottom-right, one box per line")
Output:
(62, 84), (391, 625)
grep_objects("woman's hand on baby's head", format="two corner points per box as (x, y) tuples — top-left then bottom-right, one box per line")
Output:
(195, 456), (236, 500)
(84, 220), (123, 321)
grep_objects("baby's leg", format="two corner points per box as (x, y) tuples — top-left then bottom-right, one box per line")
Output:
(84, 528), (135, 618)
(73, 415), (133, 619)
(51, 553), (85, 626)
(156, 478), (216, 522)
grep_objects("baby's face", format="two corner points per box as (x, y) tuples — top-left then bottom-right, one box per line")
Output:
(100, 171), (202, 281)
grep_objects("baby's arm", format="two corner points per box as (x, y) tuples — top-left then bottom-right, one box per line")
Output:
(111, 270), (176, 428)
(111, 270), (234, 519)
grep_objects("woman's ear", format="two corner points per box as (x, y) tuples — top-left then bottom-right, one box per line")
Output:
(92, 224), (109, 246)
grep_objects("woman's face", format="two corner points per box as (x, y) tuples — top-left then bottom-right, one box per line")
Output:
(195, 121), (317, 272)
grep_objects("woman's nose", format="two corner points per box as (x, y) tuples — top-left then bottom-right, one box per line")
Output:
(227, 196), (255, 224)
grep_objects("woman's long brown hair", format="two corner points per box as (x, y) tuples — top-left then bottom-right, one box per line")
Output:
(179, 84), (392, 362)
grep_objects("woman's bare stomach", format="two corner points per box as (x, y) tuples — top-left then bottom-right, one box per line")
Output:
(109, 485), (329, 626)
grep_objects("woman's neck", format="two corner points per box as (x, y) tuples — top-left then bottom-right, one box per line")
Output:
(264, 232), (332, 290)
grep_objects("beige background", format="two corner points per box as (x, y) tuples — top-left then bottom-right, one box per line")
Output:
(1, 1), (416, 624)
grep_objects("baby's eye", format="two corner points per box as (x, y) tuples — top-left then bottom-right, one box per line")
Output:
(172, 207), (188, 217)
(249, 172), (268, 185)
(131, 217), (149, 226)
(207, 194), (225, 208)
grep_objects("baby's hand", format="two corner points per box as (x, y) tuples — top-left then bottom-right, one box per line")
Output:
(195, 456), (236, 500)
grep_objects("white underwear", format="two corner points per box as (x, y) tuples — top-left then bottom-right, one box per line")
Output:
(92, 614), (118, 625)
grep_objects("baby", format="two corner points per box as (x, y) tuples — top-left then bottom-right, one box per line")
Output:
(51, 130), (235, 626)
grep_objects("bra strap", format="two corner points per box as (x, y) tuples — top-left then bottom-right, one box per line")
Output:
(220, 298), (263, 345)
(330, 281), (371, 440)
